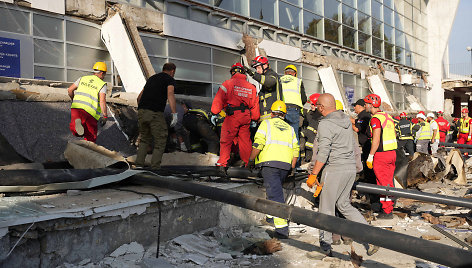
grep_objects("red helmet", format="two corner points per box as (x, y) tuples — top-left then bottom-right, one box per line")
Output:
(437, 111), (443, 115)
(251, 56), (269, 68)
(400, 112), (407, 117)
(364, 94), (381, 108)
(230, 62), (245, 74)
(308, 93), (321, 105)
(418, 111), (425, 115)
(462, 108), (469, 114)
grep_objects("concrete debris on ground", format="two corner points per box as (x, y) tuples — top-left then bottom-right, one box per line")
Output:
(127, 151), (220, 167)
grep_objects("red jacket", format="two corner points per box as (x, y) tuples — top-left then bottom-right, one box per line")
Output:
(436, 116), (450, 134)
(211, 73), (260, 121)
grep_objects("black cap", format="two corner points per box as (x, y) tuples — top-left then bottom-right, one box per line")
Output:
(352, 99), (365, 107)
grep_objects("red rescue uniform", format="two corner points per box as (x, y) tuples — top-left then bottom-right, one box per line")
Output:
(211, 73), (260, 166)
(435, 116), (450, 143)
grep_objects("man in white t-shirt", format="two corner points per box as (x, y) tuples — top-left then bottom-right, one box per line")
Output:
(427, 113), (439, 155)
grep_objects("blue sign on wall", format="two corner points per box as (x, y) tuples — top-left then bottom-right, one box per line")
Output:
(0, 37), (21, 78)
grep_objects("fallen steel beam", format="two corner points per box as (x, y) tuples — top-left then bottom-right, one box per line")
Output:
(129, 173), (472, 267)
(353, 182), (472, 209)
(440, 142), (472, 149)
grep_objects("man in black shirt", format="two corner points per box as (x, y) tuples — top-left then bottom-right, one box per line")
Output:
(136, 63), (177, 169)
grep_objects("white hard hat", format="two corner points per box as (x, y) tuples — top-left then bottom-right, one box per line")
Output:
(417, 113), (426, 120)
(426, 112), (435, 118)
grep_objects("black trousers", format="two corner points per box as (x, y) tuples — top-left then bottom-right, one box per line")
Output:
(398, 139), (415, 156)
(183, 117), (219, 154)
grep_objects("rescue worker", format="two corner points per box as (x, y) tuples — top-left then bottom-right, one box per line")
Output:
(435, 111), (450, 143)
(306, 93), (378, 257)
(365, 94), (397, 219)
(301, 93), (322, 163)
(68, 61), (108, 143)
(246, 56), (282, 121)
(395, 112), (415, 156)
(427, 113), (440, 155)
(211, 63), (260, 173)
(457, 108), (472, 145)
(247, 100), (299, 239)
(280, 64), (307, 142)
(412, 113), (431, 154)
(181, 102), (219, 157)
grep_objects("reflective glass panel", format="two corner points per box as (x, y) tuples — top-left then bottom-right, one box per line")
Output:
(284, 0), (301, 6)
(372, 19), (382, 39)
(34, 66), (64, 81)
(66, 21), (104, 48)
(372, 0), (382, 20)
(213, 49), (240, 66)
(384, 25), (393, 43)
(343, 0), (355, 7)
(303, 0), (323, 15)
(405, 51), (412, 66)
(141, 36), (166, 56)
(302, 65), (320, 80)
(279, 2), (301, 31)
(66, 44), (110, 69)
(358, 32), (370, 53)
(342, 4), (355, 27)
(395, 13), (403, 31)
(33, 14), (63, 40)
(343, 26), (356, 49)
(149, 57), (168, 73)
(404, 3), (412, 19)
(358, 0), (370, 14)
(384, 0), (393, 8)
(250, 0), (276, 24)
(303, 11), (323, 38)
(173, 60), (211, 81)
(358, 12), (371, 34)
(34, 39), (64, 66)
(385, 42), (394, 60)
(167, 2), (188, 18)
(372, 37), (382, 57)
(324, 19), (340, 44)
(395, 46), (404, 63)
(215, 0), (249, 15)
(168, 40), (211, 62)
(324, 0), (340, 21)
(213, 66), (231, 83)
(395, 29), (404, 47)
(384, 7), (393, 26)
(0, 8), (30, 34)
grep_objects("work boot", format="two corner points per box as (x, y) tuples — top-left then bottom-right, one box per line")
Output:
(217, 165), (227, 177)
(75, 118), (84, 136)
(332, 239), (341, 245)
(376, 211), (394, 220)
(367, 244), (379, 256)
(342, 238), (353, 245)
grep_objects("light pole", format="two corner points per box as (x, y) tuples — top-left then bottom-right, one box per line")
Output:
(467, 46), (472, 77)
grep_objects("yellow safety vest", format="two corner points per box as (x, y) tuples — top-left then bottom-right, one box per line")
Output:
(460, 118), (471, 134)
(280, 75), (303, 108)
(253, 117), (299, 168)
(416, 121), (432, 140)
(371, 112), (398, 151)
(430, 120), (440, 140)
(71, 75), (106, 120)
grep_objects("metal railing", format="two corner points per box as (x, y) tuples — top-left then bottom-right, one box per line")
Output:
(444, 63), (472, 80)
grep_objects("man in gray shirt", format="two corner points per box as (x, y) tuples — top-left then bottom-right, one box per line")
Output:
(306, 93), (378, 257)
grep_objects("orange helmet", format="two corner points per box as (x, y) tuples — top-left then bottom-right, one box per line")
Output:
(364, 94), (381, 108)
(308, 93), (321, 105)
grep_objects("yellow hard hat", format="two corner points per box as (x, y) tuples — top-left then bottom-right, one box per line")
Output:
(271, 100), (287, 114)
(285, 64), (297, 73)
(335, 100), (344, 111)
(93, 62), (107, 72)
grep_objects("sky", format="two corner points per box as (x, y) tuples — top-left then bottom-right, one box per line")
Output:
(448, 0), (472, 74)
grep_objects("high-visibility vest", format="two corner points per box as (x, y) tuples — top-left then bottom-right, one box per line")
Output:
(395, 119), (413, 140)
(416, 121), (432, 140)
(430, 120), (440, 140)
(253, 117), (299, 169)
(280, 75), (303, 108)
(460, 118), (471, 134)
(71, 75), (105, 120)
(370, 112), (398, 151)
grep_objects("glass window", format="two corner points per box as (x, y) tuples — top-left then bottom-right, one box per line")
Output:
(33, 14), (63, 40)
(214, 0), (249, 16)
(395, 29), (404, 47)
(358, 32), (370, 53)
(358, 12), (370, 34)
(324, 19), (340, 44)
(173, 60), (211, 81)
(167, 2), (188, 18)
(372, 19), (382, 39)
(143, 0), (165, 11)
(324, 0), (340, 21)
(168, 40), (210, 62)
(342, 4), (355, 27)
(384, 7), (393, 26)
(405, 51), (412, 66)
(384, 0), (393, 8)
(404, 3), (412, 19)
(250, 0), (276, 24)
(66, 21), (104, 49)
(175, 80), (211, 97)
(372, 37), (382, 57)
(303, 80), (323, 95)
(395, 46), (404, 64)
(358, 0), (370, 15)
(343, 26), (356, 49)
(303, 0), (323, 15)
(149, 57), (168, 73)
(190, 8), (209, 24)
(302, 65), (319, 80)
(213, 66), (231, 83)
(394, 13), (403, 31)
(141, 36), (166, 56)
(34, 39), (64, 66)
(303, 11), (323, 38)
(385, 42), (394, 60)
(405, 34), (414, 51)
(342, 0), (355, 8)
(404, 18), (413, 35)
(67, 69), (112, 83)
(284, 0), (301, 6)
(212, 49), (240, 66)
(372, 0), (382, 20)
(384, 25), (393, 43)
(66, 44), (110, 69)
(279, 2), (301, 31)
(34, 66), (64, 81)
(0, 8), (30, 34)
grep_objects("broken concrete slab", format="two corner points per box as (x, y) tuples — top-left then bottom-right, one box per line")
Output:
(64, 140), (128, 169)
(421, 235), (441, 240)
(65, 0), (106, 20)
(172, 234), (220, 258)
(127, 151), (219, 167)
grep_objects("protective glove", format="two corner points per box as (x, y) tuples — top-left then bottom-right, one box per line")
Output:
(247, 159), (255, 171)
(211, 114), (218, 126)
(250, 120), (258, 128)
(366, 154), (374, 169)
(289, 168), (296, 177)
(170, 113), (178, 128)
(246, 68), (255, 77)
(306, 174), (318, 188)
(98, 116), (107, 127)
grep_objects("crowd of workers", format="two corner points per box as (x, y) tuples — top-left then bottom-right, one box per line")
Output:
(67, 59), (471, 258)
